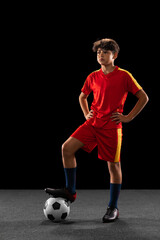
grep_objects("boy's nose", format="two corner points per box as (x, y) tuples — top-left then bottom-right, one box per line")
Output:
(100, 52), (104, 56)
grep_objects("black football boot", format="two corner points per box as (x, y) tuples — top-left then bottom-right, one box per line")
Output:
(44, 188), (76, 203)
(102, 206), (119, 223)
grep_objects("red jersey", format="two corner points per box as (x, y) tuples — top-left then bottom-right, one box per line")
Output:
(81, 66), (142, 129)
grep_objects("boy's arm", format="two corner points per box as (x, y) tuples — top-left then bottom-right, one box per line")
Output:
(79, 92), (94, 120)
(111, 89), (149, 124)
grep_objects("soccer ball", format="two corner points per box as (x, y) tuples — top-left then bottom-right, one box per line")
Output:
(43, 197), (70, 222)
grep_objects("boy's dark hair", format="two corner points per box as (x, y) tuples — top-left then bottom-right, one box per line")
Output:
(92, 38), (120, 54)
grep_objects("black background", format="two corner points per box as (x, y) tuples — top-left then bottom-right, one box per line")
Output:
(2, 3), (158, 189)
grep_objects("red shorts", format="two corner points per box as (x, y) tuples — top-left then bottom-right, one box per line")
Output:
(71, 121), (122, 162)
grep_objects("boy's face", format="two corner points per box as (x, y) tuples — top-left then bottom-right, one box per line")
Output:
(97, 48), (117, 66)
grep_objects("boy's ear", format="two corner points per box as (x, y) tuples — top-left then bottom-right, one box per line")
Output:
(113, 52), (118, 60)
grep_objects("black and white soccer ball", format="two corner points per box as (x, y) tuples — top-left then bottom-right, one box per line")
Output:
(43, 197), (70, 222)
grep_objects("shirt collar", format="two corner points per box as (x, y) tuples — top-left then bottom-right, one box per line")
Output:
(100, 66), (119, 77)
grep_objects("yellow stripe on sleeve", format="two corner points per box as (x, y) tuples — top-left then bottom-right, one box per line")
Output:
(127, 71), (142, 90)
(118, 67), (142, 90)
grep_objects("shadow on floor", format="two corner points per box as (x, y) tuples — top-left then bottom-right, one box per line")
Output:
(40, 217), (160, 240)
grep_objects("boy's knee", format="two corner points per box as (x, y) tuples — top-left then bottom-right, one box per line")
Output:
(108, 162), (122, 183)
(108, 162), (121, 174)
(62, 142), (73, 157)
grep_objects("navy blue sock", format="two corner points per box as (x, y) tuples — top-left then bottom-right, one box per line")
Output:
(108, 183), (121, 209)
(64, 167), (77, 195)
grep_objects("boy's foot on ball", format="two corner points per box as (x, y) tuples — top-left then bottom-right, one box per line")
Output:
(102, 206), (119, 223)
(44, 188), (76, 203)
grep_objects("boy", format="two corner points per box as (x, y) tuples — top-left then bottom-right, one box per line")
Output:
(45, 38), (149, 222)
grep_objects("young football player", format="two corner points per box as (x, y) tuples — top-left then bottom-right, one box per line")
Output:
(45, 38), (149, 222)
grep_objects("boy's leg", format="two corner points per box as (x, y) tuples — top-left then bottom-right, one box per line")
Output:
(103, 162), (122, 222)
(108, 161), (122, 208)
(62, 137), (84, 168)
(107, 161), (122, 185)
(62, 137), (84, 195)
(45, 137), (84, 202)
(45, 122), (97, 202)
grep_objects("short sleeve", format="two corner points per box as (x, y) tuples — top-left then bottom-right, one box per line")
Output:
(81, 73), (93, 95)
(125, 71), (142, 95)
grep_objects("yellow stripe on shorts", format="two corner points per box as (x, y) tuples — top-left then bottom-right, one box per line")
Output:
(114, 129), (122, 162)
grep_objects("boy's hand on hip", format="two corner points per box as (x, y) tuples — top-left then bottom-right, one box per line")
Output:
(110, 112), (130, 124)
(85, 110), (94, 120)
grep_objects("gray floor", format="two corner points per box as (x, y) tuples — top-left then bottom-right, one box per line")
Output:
(0, 190), (160, 240)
